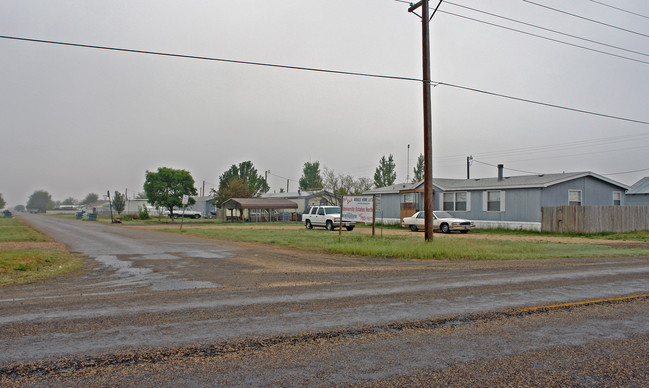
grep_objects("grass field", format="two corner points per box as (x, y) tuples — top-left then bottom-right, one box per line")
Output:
(172, 227), (649, 261)
(0, 217), (84, 286)
(471, 228), (649, 242)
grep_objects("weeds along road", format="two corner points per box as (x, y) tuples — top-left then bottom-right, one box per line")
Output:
(2, 213), (649, 386)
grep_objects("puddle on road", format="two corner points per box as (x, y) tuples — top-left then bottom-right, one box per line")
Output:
(91, 255), (222, 291)
(138, 254), (180, 260)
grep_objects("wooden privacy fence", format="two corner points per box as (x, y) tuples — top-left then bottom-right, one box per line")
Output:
(541, 206), (649, 233)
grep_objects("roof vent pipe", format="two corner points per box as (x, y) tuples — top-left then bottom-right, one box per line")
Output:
(498, 164), (504, 181)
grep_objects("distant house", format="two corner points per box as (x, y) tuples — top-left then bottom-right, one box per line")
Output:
(364, 169), (629, 230)
(626, 177), (649, 206)
(124, 196), (216, 217)
(190, 196), (218, 216)
(262, 190), (339, 214)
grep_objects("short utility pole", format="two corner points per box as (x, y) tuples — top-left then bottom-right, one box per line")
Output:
(408, 0), (442, 241)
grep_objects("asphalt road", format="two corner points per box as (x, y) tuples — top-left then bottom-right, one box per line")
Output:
(2, 214), (649, 386)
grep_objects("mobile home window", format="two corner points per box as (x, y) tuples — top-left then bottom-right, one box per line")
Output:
(613, 191), (622, 206)
(569, 190), (582, 206)
(443, 193), (454, 211)
(487, 191), (501, 212)
(443, 192), (468, 211)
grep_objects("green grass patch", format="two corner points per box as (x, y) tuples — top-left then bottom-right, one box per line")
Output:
(171, 227), (649, 260)
(0, 218), (50, 242)
(0, 249), (84, 286)
(0, 217), (27, 227)
(472, 228), (649, 242)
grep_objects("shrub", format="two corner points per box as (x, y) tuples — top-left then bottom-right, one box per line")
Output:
(138, 206), (150, 220)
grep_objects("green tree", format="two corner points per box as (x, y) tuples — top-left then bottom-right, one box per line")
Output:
(112, 191), (125, 215)
(215, 161), (269, 206)
(212, 178), (251, 208)
(143, 167), (197, 219)
(299, 161), (323, 191)
(13, 204), (25, 212)
(413, 153), (424, 182)
(61, 197), (77, 206)
(26, 190), (52, 213)
(0, 193), (5, 209)
(373, 154), (397, 188)
(80, 193), (99, 206)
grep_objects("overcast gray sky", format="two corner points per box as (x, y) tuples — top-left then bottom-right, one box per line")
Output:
(2, 0), (648, 207)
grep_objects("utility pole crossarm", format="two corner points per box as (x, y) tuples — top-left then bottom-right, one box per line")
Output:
(408, 1), (424, 13)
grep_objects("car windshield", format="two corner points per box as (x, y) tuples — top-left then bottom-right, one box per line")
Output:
(433, 211), (453, 219)
(324, 207), (341, 214)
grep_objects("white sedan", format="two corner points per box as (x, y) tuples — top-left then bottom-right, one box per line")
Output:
(402, 211), (475, 233)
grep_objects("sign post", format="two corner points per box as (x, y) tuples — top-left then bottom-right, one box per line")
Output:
(180, 195), (189, 231)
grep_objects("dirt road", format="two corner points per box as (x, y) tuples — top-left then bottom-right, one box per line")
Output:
(2, 214), (648, 386)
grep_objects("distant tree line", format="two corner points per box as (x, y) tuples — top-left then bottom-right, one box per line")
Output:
(19, 152), (418, 213)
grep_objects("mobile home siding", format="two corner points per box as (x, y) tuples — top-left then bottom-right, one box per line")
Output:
(541, 177), (624, 207)
(443, 189), (542, 223)
(376, 193), (405, 220)
(627, 194), (649, 206)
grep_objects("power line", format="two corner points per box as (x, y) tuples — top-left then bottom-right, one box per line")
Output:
(2, 34), (648, 126)
(437, 10), (649, 66)
(523, 0), (649, 39)
(471, 159), (542, 175)
(603, 167), (649, 176)
(268, 172), (298, 183)
(0, 35), (423, 84)
(444, 1), (649, 58)
(469, 133), (649, 159)
(435, 80), (649, 125)
(588, 0), (649, 20)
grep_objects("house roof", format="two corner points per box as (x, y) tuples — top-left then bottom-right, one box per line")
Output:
(222, 198), (299, 209)
(364, 172), (628, 194)
(627, 177), (649, 195)
(363, 182), (420, 195)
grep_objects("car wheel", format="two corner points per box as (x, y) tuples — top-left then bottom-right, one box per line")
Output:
(326, 220), (334, 231)
(460, 230), (469, 234)
(305, 220), (312, 229)
(345, 226), (354, 231)
(409, 224), (418, 232)
(441, 223), (450, 234)
(193, 214), (201, 219)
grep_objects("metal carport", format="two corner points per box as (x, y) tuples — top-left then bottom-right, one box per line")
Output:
(222, 198), (299, 222)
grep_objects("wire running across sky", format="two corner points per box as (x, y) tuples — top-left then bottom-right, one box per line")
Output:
(1, 34), (648, 126)
(522, 0), (649, 39)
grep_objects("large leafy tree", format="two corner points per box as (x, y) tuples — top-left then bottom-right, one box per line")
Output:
(61, 197), (77, 206)
(26, 190), (52, 213)
(0, 193), (5, 209)
(373, 154), (397, 188)
(214, 161), (269, 207)
(112, 191), (125, 215)
(143, 167), (197, 219)
(413, 153), (424, 182)
(299, 161), (323, 191)
(80, 193), (99, 206)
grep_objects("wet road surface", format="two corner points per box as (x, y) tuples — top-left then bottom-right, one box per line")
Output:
(2, 214), (649, 386)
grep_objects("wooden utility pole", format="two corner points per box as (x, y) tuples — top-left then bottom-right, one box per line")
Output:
(409, 0), (436, 241)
